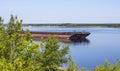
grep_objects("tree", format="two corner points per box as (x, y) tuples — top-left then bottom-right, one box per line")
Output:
(94, 61), (120, 71)
(0, 16), (71, 71)
(0, 17), (4, 30)
(68, 55), (77, 71)
(0, 16), (41, 71)
(39, 36), (69, 71)
(6, 15), (22, 36)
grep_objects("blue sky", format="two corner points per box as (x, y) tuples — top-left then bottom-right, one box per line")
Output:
(0, 0), (120, 23)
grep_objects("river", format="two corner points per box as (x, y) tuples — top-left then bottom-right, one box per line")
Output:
(23, 27), (120, 69)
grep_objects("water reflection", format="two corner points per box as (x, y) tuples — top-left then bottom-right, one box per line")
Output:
(71, 38), (90, 45)
(62, 38), (90, 45)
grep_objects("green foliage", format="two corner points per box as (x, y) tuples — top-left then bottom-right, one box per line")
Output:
(7, 15), (22, 36)
(25, 29), (32, 41)
(0, 17), (4, 25)
(67, 61), (120, 71)
(94, 61), (120, 71)
(68, 55), (77, 71)
(0, 16), (71, 71)
(0, 16), (42, 71)
(40, 36), (69, 71)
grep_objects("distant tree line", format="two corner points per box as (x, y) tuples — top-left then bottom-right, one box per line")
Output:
(20, 23), (120, 28)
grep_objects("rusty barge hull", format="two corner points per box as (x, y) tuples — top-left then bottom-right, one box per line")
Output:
(21, 31), (90, 42)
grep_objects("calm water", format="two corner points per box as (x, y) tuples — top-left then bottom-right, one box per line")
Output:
(23, 27), (120, 69)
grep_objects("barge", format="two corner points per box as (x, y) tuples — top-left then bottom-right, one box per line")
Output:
(21, 31), (90, 42)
